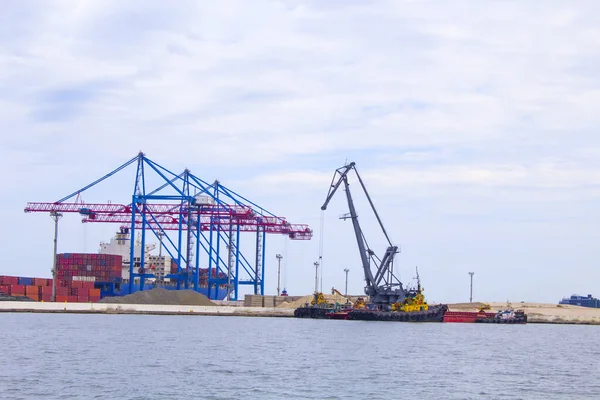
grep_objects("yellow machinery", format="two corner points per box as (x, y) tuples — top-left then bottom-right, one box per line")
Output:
(391, 268), (429, 312)
(353, 297), (366, 309)
(331, 287), (344, 297)
(310, 292), (328, 306)
(478, 303), (491, 312)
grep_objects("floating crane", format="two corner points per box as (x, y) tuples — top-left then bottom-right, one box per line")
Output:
(321, 162), (405, 309)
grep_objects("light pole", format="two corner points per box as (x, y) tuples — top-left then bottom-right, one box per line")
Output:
(469, 272), (474, 303)
(276, 254), (283, 296)
(314, 261), (319, 293)
(344, 268), (349, 296)
(50, 211), (63, 302)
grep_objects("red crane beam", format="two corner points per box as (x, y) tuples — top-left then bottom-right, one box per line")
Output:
(24, 202), (255, 218)
(81, 214), (313, 240)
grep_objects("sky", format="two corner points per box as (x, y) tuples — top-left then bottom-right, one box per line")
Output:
(1, 0), (600, 303)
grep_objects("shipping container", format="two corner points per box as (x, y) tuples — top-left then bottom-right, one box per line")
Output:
(66, 296), (77, 302)
(89, 296), (101, 303)
(10, 285), (25, 295)
(26, 293), (40, 301)
(0, 276), (19, 286)
(0, 285), (10, 295)
(19, 277), (34, 286)
(77, 296), (89, 303)
(81, 282), (95, 290)
(55, 295), (68, 302)
(25, 285), (39, 296)
(89, 288), (101, 297)
(32, 278), (50, 287)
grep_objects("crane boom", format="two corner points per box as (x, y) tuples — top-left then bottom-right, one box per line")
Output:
(321, 163), (374, 288)
(321, 162), (405, 308)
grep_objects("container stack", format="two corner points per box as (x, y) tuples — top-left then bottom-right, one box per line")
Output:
(56, 253), (122, 285)
(0, 253), (121, 303)
(55, 253), (121, 302)
(170, 264), (228, 286)
(0, 276), (52, 301)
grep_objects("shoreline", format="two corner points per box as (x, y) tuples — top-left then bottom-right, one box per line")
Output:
(0, 301), (295, 318)
(1, 301), (600, 324)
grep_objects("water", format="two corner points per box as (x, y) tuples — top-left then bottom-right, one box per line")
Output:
(0, 314), (599, 400)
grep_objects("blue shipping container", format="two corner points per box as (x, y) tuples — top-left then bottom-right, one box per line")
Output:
(18, 277), (33, 286)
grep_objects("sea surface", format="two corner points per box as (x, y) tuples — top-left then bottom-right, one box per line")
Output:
(0, 313), (599, 400)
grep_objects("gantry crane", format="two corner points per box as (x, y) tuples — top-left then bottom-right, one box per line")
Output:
(321, 162), (405, 309)
(24, 152), (313, 300)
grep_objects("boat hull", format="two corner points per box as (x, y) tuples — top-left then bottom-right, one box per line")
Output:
(293, 306), (333, 319)
(443, 311), (495, 323)
(443, 311), (527, 324)
(347, 304), (448, 322)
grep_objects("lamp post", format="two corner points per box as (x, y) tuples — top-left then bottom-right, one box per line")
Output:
(314, 261), (319, 293)
(276, 254), (283, 296)
(469, 272), (474, 303)
(50, 211), (63, 302)
(344, 268), (349, 296)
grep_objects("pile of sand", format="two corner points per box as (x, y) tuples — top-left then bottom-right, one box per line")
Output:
(277, 293), (353, 309)
(447, 302), (491, 311)
(99, 288), (216, 306)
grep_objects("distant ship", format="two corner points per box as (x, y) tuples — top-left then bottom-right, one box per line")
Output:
(97, 227), (228, 300)
(559, 294), (600, 308)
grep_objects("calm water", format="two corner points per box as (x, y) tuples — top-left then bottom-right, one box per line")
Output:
(0, 314), (599, 400)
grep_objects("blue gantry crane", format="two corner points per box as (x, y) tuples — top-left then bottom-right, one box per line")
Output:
(24, 152), (312, 300)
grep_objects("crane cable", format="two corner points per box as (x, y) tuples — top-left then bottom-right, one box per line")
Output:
(319, 210), (325, 293)
(283, 236), (288, 290)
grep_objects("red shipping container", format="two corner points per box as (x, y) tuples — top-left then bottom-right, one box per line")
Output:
(2, 276), (19, 286)
(26, 293), (40, 301)
(25, 285), (38, 296)
(70, 281), (82, 289)
(66, 296), (77, 302)
(77, 296), (89, 303)
(56, 286), (68, 296)
(38, 278), (52, 287)
(81, 282), (94, 290)
(41, 294), (52, 302)
(10, 285), (25, 295)
(55, 295), (68, 302)
(0, 285), (10, 295)
(41, 286), (53, 295)
(89, 296), (101, 303)
(89, 288), (101, 297)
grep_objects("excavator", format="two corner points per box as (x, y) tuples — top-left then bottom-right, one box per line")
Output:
(310, 292), (327, 306)
(353, 297), (366, 309)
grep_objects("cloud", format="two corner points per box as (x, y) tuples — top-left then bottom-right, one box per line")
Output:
(1, 0), (600, 302)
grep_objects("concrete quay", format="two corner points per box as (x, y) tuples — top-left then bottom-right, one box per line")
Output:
(0, 301), (295, 317)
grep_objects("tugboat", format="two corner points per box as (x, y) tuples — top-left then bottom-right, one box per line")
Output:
(347, 271), (448, 322)
(475, 303), (527, 324)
